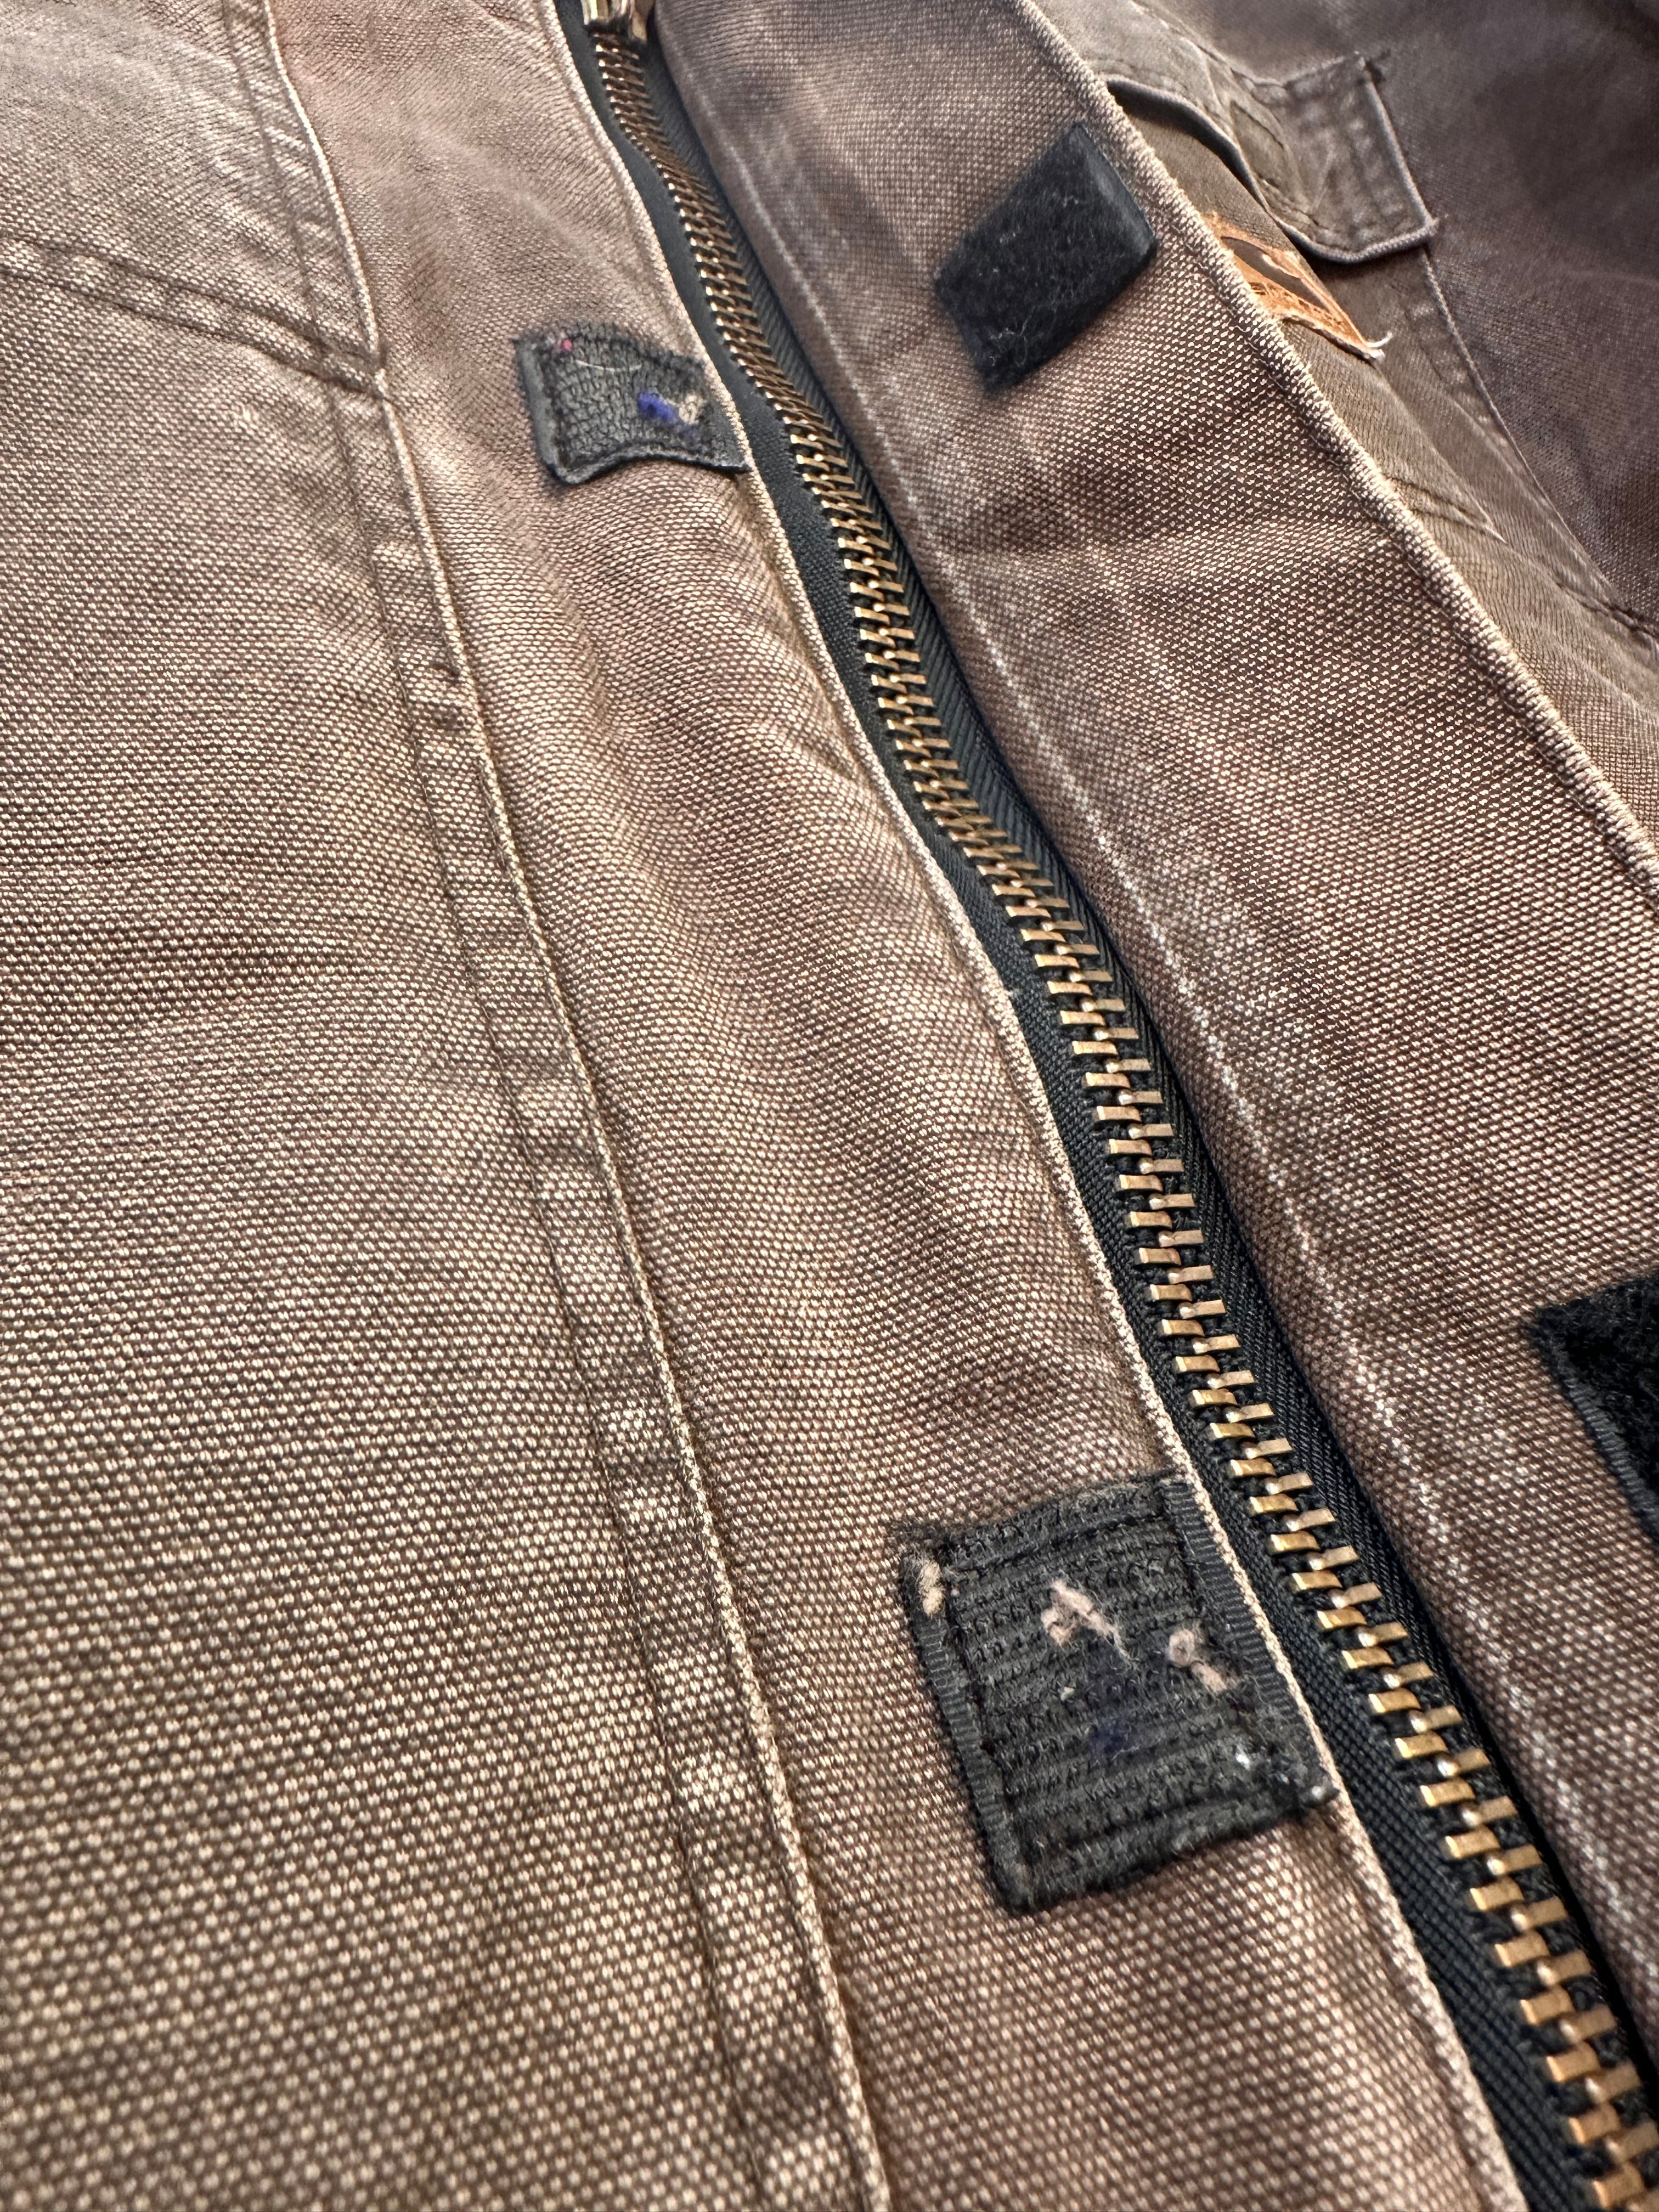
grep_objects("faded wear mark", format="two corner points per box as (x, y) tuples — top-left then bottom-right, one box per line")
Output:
(1166, 1625), (1235, 1697)
(1040, 1578), (1121, 1647)
(515, 323), (746, 485)
(902, 1480), (1331, 1910)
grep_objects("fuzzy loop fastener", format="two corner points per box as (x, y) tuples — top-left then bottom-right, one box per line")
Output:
(1533, 1269), (1659, 1551)
(903, 1478), (1332, 1910)
(934, 122), (1157, 391)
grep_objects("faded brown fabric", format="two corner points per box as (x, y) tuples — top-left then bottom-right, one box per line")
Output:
(3, 6), (868, 2207)
(275, 5), (1520, 2207)
(1, 1), (1529, 2208)
(658, 0), (1659, 2059)
(1040, 0), (1659, 841)
(1051, 0), (1659, 646)
(0, 123), (768, 2212)
(1115, 107), (1659, 850)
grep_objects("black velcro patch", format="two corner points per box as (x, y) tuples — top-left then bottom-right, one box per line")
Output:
(902, 1479), (1331, 1910)
(934, 123), (1157, 391)
(1532, 1271), (1659, 1546)
(515, 324), (747, 486)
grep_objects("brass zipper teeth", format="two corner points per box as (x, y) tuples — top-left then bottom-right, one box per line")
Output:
(587, 26), (1657, 2205)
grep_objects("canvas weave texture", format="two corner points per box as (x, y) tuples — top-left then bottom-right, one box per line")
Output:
(0, 0), (1576, 2204)
(659, 0), (1659, 2057)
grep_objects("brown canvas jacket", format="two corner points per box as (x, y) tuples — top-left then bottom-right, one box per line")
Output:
(4, 1), (1658, 2207)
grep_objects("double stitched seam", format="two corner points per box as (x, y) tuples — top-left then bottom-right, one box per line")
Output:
(648, 12), (1584, 2204)
(236, 9), (876, 2208)
(206, 51), (645, 2189)
(527, 27), (898, 2212)
(933, 10), (1658, 2199)
(0, 225), (377, 385)
(1408, 254), (1657, 642)
(1081, 84), (1659, 908)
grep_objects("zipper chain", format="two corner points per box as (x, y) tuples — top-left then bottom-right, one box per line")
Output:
(586, 25), (1658, 2205)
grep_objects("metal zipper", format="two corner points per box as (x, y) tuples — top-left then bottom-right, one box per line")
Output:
(562, 10), (1658, 2205)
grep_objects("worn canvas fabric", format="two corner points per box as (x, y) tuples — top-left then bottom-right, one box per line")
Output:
(2, 0), (1655, 2207)
(659, 0), (1659, 2060)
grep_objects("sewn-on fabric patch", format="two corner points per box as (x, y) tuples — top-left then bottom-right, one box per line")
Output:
(1533, 1271), (1659, 1548)
(934, 123), (1156, 391)
(515, 324), (747, 486)
(902, 1479), (1332, 1909)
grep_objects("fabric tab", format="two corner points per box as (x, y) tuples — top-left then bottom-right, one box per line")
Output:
(1533, 1272), (1659, 1549)
(934, 124), (1156, 390)
(903, 1479), (1331, 1910)
(515, 324), (747, 484)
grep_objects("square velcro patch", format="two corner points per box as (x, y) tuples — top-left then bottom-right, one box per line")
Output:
(934, 122), (1156, 391)
(1533, 1269), (1659, 1550)
(515, 324), (747, 486)
(902, 1479), (1331, 1909)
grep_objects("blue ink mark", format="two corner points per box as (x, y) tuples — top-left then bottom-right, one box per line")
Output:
(637, 387), (700, 439)
(1087, 1714), (1140, 1760)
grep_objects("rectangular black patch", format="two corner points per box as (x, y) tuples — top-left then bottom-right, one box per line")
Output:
(902, 1479), (1331, 1910)
(934, 123), (1156, 391)
(1533, 1271), (1659, 1547)
(515, 324), (747, 486)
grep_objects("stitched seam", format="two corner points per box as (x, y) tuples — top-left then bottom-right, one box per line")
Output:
(531, 19), (906, 2208)
(0, 224), (375, 360)
(245, 9), (871, 2204)
(654, 14), (1537, 2203)
(244, 17), (766, 2187)
(229, 0), (765, 2181)
(1345, 252), (1655, 653)
(0, 228), (376, 385)
(572, 18), (1204, 1480)
(214, 4), (775, 2180)
(320, 390), (775, 2212)
(1097, 101), (1659, 904)
(0, 269), (372, 392)
(198, 87), (713, 2150)
(1412, 251), (1649, 631)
